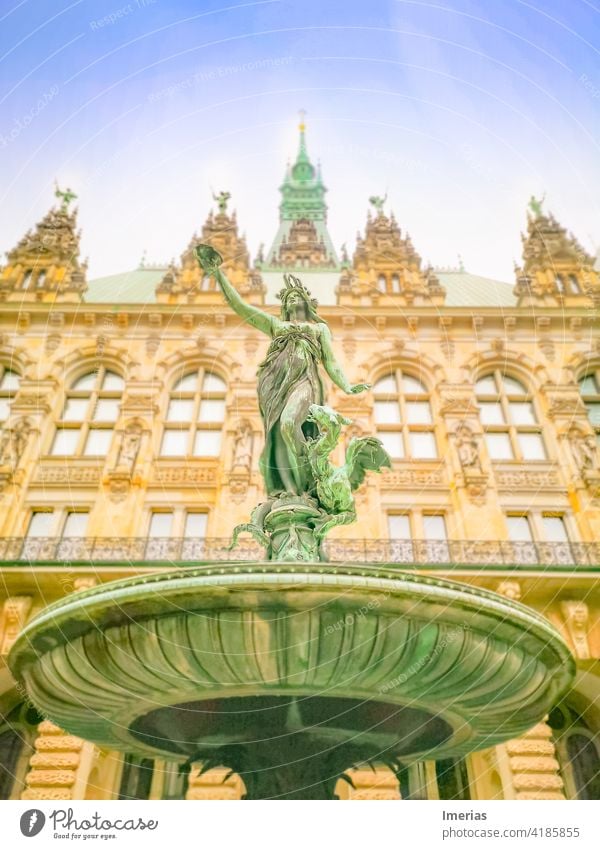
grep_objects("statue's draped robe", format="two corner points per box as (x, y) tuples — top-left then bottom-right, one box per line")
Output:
(257, 325), (325, 494)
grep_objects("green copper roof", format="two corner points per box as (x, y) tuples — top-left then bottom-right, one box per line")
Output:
(85, 267), (515, 307)
(437, 270), (515, 307)
(85, 266), (167, 303)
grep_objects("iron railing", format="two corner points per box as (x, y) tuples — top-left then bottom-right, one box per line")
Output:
(0, 537), (598, 567)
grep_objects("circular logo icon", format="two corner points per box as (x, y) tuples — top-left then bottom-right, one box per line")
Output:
(20, 810), (46, 837)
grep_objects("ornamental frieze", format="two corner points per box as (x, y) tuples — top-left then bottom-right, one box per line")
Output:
(151, 464), (217, 485)
(34, 465), (102, 485)
(381, 466), (445, 488)
(494, 467), (561, 490)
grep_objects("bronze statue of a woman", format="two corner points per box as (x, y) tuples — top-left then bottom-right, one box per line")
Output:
(195, 244), (369, 498)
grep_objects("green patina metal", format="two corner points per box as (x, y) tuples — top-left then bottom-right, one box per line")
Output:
(261, 115), (339, 271)
(195, 243), (389, 562)
(7, 228), (577, 801)
(9, 564), (575, 799)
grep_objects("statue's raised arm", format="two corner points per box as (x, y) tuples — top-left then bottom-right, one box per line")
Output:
(194, 244), (276, 336)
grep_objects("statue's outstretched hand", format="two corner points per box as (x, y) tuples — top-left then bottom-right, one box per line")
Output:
(348, 383), (371, 395)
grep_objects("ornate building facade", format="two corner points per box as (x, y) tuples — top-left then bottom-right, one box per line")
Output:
(0, 122), (599, 801)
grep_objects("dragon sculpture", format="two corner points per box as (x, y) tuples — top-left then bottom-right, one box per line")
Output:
(229, 404), (391, 558)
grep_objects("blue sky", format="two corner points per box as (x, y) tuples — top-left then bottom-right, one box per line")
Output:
(1, 0), (599, 280)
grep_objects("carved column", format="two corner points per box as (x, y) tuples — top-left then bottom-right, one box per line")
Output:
(496, 723), (566, 801)
(21, 721), (93, 801)
(20, 578), (99, 800)
(186, 767), (244, 800)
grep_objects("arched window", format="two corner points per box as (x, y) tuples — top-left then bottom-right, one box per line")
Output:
(50, 368), (124, 456)
(0, 367), (20, 425)
(200, 275), (212, 292)
(391, 274), (401, 294)
(377, 274), (387, 293)
(161, 369), (226, 457)
(555, 274), (565, 294)
(36, 270), (47, 288)
(373, 371), (437, 459)
(579, 371), (600, 446)
(549, 706), (600, 800)
(476, 371), (545, 461)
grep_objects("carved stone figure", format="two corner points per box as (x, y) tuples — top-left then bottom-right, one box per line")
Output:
(115, 424), (142, 472)
(0, 418), (31, 468)
(232, 422), (253, 471)
(569, 428), (597, 472)
(455, 422), (481, 470)
(561, 600), (590, 660)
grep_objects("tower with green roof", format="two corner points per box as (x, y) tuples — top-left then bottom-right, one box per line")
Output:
(262, 113), (340, 271)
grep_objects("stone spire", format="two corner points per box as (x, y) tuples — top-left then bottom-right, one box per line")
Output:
(337, 199), (445, 306)
(263, 114), (339, 271)
(0, 190), (87, 302)
(514, 205), (600, 306)
(156, 194), (264, 304)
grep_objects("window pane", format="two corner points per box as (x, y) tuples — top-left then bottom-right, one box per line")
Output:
(406, 401), (432, 424)
(198, 399), (226, 422)
(402, 374), (426, 394)
(184, 513), (207, 538)
(83, 429), (113, 456)
(475, 375), (497, 394)
(542, 516), (569, 542)
(0, 370), (19, 390)
(161, 429), (188, 456)
(149, 512), (173, 537)
(72, 373), (96, 391)
(102, 372), (124, 390)
(51, 428), (80, 455)
(502, 375), (527, 395)
(479, 402), (505, 425)
(378, 431), (403, 458)
(586, 403), (600, 427)
(518, 433), (546, 460)
(26, 512), (54, 537)
(193, 429), (222, 456)
(93, 399), (120, 421)
(510, 402), (537, 425)
(62, 398), (88, 420)
(373, 375), (397, 395)
(410, 431), (437, 458)
(203, 372), (227, 393)
(166, 399), (194, 421)
(388, 514), (410, 538)
(423, 514), (447, 540)
(173, 373), (197, 392)
(485, 432), (513, 460)
(62, 512), (89, 538)
(506, 516), (533, 542)
(374, 401), (401, 424)
(579, 375), (598, 395)
(0, 398), (10, 421)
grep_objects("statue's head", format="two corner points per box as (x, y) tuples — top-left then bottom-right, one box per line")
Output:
(277, 274), (321, 322)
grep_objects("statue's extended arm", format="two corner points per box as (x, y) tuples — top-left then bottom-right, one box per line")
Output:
(320, 325), (370, 395)
(195, 246), (276, 335)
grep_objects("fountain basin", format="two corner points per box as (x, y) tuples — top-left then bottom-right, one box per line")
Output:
(9, 563), (574, 770)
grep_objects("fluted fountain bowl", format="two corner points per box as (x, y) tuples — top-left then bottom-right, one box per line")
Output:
(9, 563), (574, 797)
